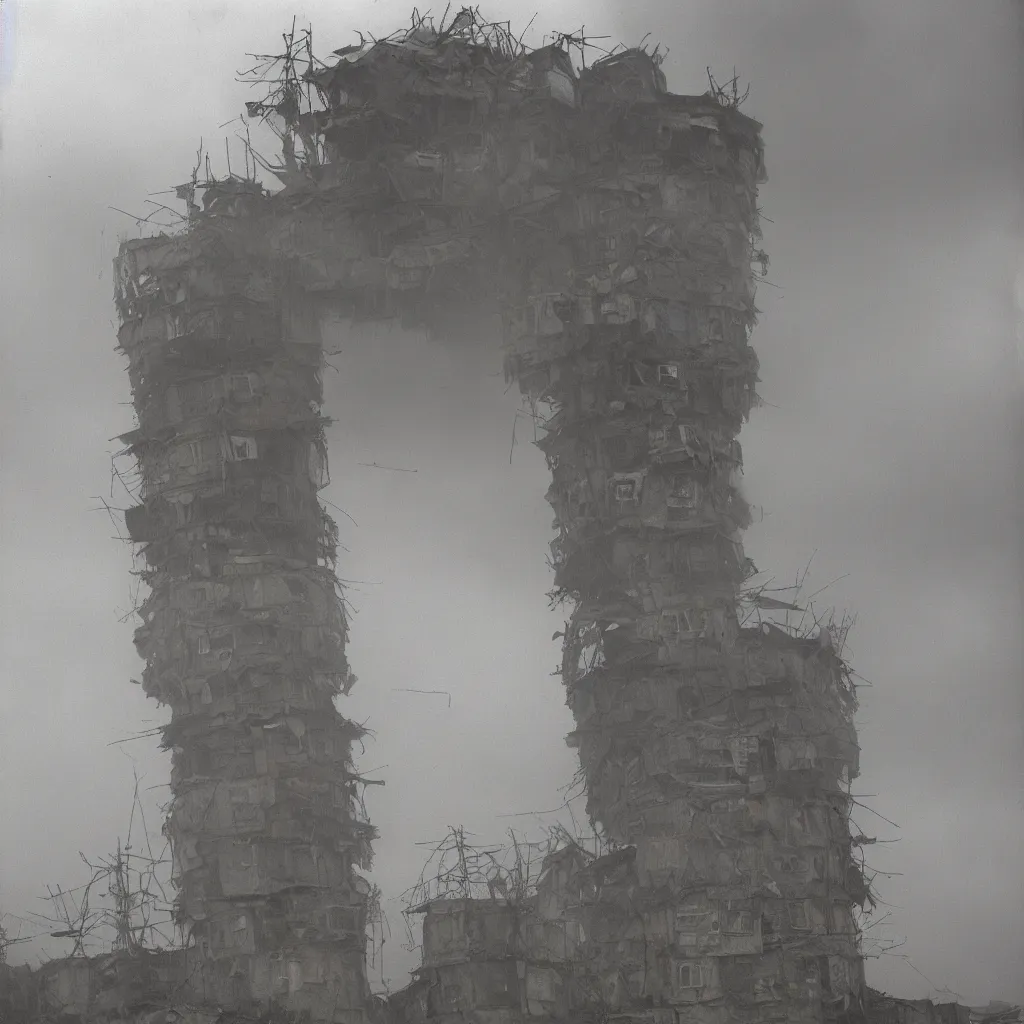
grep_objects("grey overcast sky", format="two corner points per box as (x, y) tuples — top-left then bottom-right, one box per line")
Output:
(1, 0), (1022, 1005)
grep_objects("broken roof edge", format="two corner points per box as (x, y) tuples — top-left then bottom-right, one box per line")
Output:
(253, 8), (764, 133)
(309, 56), (761, 134)
(405, 894), (526, 915)
(652, 89), (763, 135)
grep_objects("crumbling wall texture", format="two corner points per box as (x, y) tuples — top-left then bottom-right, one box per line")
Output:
(113, 187), (374, 1022)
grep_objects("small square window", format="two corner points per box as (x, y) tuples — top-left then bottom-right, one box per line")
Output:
(229, 435), (258, 461)
(787, 901), (809, 930)
(681, 609), (708, 637)
(166, 313), (185, 339)
(678, 963), (704, 988)
(229, 374), (253, 398)
(657, 364), (680, 386)
(707, 313), (725, 342)
(660, 611), (682, 636)
(668, 479), (700, 510)
(625, 363), (649, 387)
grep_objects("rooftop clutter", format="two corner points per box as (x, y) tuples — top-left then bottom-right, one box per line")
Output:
(237, 9), (764, 335)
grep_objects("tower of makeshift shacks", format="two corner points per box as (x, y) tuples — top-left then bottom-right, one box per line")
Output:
(499, 50), (869, 1024)
(114, 186), (376, 1019)
(501, 49), (870, 1024)
(111, 9), (869, 1022)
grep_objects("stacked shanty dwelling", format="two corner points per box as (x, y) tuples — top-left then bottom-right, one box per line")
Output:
(108, 10), (869, 1022)
(114, 180), (376, 1021)
(500, 46), (869, 1024)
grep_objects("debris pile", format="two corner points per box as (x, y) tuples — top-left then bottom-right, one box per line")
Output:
(113, 180), (376, 1021)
